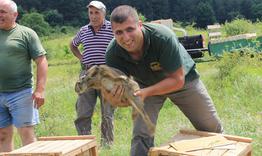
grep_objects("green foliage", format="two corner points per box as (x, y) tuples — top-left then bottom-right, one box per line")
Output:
(254, 21), (262, 36)
(195, 2), (216, 28)
(41, 33), (77, 65)
(252, 3), (262, 21)
(19, 12), (51, 36)
(13, 0), (262, 29)
(215, 51), (259, 80)
(227, 11), (244, 21)
(43, 9), (63, 26)
(223, 19), (254, 36)
(138, 13), (147, 22)
(198, 52), (262, 156)
(16, 5), (26, 21)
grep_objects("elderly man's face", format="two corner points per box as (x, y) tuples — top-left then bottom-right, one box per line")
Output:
(0, 1), (17, 30)
(88, 6), (105, 29)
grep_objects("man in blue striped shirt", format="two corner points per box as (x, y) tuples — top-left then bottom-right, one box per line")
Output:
(69, 0), (114, 147)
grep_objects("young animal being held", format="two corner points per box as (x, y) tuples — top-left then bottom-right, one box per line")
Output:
(75, 65), (155, 136)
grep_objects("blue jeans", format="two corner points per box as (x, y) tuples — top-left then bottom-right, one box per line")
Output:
(0, 88), (39, 128)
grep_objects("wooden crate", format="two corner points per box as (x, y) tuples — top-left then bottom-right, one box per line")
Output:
(148, 129), (252, 156)
(0, 135), (98, 156)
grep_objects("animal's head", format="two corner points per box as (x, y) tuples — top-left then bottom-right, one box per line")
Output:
(75, 65), (101, 94)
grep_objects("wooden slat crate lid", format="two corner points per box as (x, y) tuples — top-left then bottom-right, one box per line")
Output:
(149, 129), (252, 156)
(1, 136), (97, 156)
(169, 135), (236, 152)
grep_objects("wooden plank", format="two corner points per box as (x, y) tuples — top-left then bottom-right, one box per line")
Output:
(90, 146), (98, 156)
(32, 141), (69, 152)
(38, 135), (96, 141)
(187, 148), (229, 156)
(63, 140), (97, 156)
(149, 147), (196, 156)
(21, 141), (66, 153)
(45, 141), (74, 152)
(61, 140), (92, 154)
(223, 142), (252, 156)
(1, 152), (62, 156)
(2, 135), (97, 156)
(6, 139), (96, 156)
(9, 141), (49, 153)
(76, 150), (91, 156)
(149, 130), (252, 156)
(169, 135), (236, 152)
(179, 129), (252, 143)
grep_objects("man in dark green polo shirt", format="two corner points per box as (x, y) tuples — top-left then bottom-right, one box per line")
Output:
(106, 5), (223, 156)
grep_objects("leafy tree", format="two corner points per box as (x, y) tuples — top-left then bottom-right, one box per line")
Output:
(51, 0), (86, 26)
(12, 0), (262, 29)
(13, 0), (41, 11)
(195, 2), (216, 28)
(43, 10), (63, 26)
(151, 0), (169, 20)
(211, 0), (227, 23)
(130, 0), (154, 20)
(227, 11), (244, 21)
(16, 5), (26, 21)
(19, 12), (51, 36)
(170, 0), (197, 25)
(251, 3), (262, 21)
(138, 13), (147, 22)
(240, 0), (254, 19)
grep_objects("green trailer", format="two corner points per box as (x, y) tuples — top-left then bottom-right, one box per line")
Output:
(208, 33), (262, 56)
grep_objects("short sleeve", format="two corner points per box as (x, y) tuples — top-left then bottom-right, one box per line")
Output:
(159, 36), (183, 73)
(27, 30), (46, 59)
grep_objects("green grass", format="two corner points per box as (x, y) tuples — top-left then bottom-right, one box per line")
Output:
(24, 53), (260, 156)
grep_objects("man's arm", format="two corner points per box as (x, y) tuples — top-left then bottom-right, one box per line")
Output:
(69, 41), (82, 61)
(134, 67), (185, 101)
(33, 55), (48, 109)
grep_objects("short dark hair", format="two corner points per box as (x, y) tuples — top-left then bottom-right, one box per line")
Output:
(110, 5), (139, 24)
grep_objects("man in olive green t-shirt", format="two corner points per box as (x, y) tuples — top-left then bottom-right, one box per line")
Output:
(0, 0), (48, 152)
(105, 5), (223, 156)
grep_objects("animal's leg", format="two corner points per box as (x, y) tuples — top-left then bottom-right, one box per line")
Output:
(128, 99), (155, 136)
(131, 108), (139, 121)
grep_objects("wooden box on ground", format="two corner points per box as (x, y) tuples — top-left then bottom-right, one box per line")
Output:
(148, 129), (252, 156)
(0, 135), (98, 156)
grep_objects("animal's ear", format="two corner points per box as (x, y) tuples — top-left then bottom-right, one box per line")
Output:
(86, 65), (99, 77)
(115, 75), (127, 81)
(98, 65), (106, 75)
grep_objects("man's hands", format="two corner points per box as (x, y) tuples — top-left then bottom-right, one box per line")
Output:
(32, 91), (45, 109)
(134, 88), (148, 102)
(101, 84), (131, 107)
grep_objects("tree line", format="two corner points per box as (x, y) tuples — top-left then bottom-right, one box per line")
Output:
(13, 0), (262, 34)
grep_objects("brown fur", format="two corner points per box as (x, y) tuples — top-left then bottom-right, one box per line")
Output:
(75, 65), (155, 136)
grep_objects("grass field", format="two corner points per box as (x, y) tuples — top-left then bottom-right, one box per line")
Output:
(29, 53), (261, 156)
(12, 25), (262, 155)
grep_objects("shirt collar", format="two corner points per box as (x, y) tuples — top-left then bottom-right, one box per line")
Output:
(88, 20), (109, 30)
